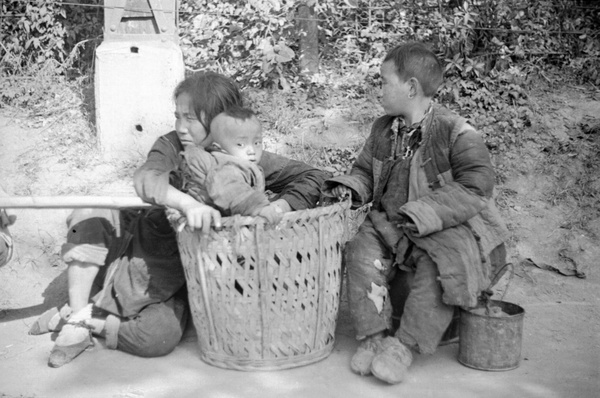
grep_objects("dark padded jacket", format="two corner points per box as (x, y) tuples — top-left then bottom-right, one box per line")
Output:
(324, 105), (510, 307)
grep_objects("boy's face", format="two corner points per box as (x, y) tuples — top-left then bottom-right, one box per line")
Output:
(380, 60), (412, 117)
(214, 116), (264, 163)
(175, 92), (208, 148)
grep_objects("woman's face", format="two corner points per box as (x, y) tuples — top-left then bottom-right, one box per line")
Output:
(174, 92), (208, 148)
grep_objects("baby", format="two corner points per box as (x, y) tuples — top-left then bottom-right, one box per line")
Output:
(180, 106), (283, 224)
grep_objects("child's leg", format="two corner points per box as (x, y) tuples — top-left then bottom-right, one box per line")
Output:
(344, 216), (395, 339)
(345, 216), (397, 376)
(396, 246), (454, 354)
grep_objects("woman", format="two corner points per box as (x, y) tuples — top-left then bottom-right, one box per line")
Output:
(30, 71), (330, 367)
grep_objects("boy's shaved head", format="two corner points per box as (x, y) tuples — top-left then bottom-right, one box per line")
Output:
(384, 42), (443, 97)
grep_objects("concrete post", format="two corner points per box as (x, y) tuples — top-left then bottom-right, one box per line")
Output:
(95, 0), (185, 159)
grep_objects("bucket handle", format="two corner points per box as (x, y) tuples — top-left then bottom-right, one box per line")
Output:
(480, 261), (515, 313)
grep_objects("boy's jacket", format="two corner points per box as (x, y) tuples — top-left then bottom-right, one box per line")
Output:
(324, 105), (510, 308)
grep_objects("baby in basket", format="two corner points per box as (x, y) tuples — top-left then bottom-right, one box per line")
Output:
(177, 105), (283, 225)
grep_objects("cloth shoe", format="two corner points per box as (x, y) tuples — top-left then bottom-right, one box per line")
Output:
(47, 322), (93, 368)
(350, 334), (385, 376)
(370, 336), (413, 384)
(29, 304), (72, 335)
(47, 304), (94, 368)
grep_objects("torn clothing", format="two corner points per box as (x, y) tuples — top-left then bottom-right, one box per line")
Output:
(180, 146), (270, 217)
(324, 104), (509, 308)
(345, 217), (454, 353)
(325, 104), (509, 353)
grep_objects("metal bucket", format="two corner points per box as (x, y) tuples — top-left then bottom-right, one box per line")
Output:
(458, 300), (525, 371)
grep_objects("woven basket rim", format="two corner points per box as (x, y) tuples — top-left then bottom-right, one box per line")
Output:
(170, 200), (354, 229)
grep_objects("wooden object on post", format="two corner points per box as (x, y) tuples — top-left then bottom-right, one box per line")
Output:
(103, 0), (178, 42)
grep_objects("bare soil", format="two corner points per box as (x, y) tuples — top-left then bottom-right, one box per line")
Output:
(0, 83), (599, 398)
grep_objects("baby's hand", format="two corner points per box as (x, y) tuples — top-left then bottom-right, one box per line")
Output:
(255, 204), (284, 224)
(331, 185), (351, 201)
(270, 198), (291, 214)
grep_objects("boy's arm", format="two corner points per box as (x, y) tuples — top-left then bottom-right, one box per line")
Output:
(321, 131), (375, 206)
(399, 128), (494, 236)
(260, 151), (330, 210)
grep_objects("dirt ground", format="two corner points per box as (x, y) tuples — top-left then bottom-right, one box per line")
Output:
(0, 84), (599, 398)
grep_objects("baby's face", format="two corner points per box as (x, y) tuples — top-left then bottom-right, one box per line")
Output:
(217, 117), (263, 163)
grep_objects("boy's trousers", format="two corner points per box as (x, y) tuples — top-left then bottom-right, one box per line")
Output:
(345, 216), (455, 354)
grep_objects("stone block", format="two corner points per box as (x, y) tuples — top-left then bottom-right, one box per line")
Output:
(95, 40), (184, 159)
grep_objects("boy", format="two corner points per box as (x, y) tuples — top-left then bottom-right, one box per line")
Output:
(180, 106), (282, 223)
(322, 42), (509, 384)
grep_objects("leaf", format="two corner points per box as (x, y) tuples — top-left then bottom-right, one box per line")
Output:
(274, 43), (295, 63)
(279, 74), (291, 91)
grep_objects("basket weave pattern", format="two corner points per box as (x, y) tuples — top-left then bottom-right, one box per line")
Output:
(175, 201), (368, 371)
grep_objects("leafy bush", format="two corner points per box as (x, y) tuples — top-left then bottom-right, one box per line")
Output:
(0, 0), (102, 74)
(179, 0), (297, 88)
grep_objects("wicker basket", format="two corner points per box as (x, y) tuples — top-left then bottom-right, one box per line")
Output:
(174, 201), (368, 371)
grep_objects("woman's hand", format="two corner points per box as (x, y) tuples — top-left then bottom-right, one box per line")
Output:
(182, 201), (222, 234)
(163, 186), (222, 234)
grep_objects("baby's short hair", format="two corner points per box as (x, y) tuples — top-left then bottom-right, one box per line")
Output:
(221, 106), (257, 122)
(210, 106), (260, 136)
(383, 42), (443, 97)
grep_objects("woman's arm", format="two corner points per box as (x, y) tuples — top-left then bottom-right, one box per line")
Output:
(133, 132), (181, 205)
(133, 132), (221, 232)
(260, 151), (331, 210)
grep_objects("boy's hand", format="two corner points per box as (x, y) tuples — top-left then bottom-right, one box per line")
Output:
(255, 204), (284, 224)
(331, 185), (351, 201)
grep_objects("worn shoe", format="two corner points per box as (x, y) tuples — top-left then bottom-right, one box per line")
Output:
(29, 304), (72, 335)
(48, 322), (93, 368)
(370, 336), (413, 384)
(350, 334), (384, 376)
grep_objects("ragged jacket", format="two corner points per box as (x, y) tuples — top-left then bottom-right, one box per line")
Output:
(180, 146), (270, 217)
(323, 104), (510, 308)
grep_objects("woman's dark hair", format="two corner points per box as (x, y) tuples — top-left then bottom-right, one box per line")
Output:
(383, 42), (443, 97)
(173, 71), (243, 134)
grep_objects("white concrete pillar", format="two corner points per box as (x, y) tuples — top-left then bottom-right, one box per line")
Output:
(94, 40), (184, 159)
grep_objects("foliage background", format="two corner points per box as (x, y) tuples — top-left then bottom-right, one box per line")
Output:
(0, 0), (599, 227)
